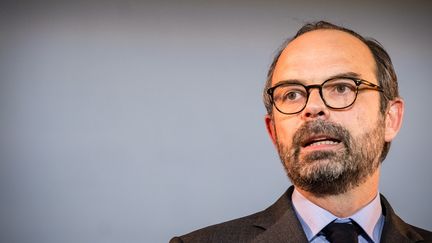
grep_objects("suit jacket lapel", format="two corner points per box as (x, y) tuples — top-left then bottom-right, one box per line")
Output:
(252, 210), (308, 243)
(380, 194), (425, 243)
(251, 186), (308, 243)
(248, 187), (426, 243)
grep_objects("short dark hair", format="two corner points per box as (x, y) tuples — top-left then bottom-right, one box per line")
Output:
(263, 21), (400, 162)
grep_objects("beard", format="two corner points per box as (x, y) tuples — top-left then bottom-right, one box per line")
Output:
(276, 119), (385, 196)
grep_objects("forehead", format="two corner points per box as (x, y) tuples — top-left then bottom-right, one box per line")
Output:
(272, 29), (376, 84)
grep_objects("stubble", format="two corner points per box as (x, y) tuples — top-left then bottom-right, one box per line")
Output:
(276, 119), (385, 196)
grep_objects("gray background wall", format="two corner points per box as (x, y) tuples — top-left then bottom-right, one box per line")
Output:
(1, 1), (431, 242)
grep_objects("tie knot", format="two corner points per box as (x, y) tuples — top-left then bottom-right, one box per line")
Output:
(322, 221), (361, 243)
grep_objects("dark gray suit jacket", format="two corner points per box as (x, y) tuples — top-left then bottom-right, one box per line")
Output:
(170, 186), (432, 243)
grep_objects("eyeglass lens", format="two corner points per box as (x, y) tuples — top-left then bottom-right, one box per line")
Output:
(272, 78), (358, 114)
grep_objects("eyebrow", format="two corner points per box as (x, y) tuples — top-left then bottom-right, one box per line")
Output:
(272, 72), (362, 87)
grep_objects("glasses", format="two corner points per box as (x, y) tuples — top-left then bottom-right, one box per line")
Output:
(266, 77), (384, 115)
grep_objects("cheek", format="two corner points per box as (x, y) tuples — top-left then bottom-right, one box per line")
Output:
(335, 104), (380, 137)
(273, 118), (299, 146)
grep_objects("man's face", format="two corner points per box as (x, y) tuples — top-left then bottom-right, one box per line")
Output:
(267, 30), (388, 196)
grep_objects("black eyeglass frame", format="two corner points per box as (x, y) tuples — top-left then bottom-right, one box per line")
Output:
(266, 77), (384, 115)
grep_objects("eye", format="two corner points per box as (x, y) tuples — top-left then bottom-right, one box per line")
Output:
(335, 84), (350, 94)
(284, 91), (300, 101)
(273, 84), (307, 103)
(325, 79), (356, 95)
(281, 89), (306, 102)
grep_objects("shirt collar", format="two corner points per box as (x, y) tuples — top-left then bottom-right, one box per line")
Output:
(291, 187), (382, 241)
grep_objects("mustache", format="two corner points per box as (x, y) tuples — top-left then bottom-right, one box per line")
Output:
(292, 120), (351, 148)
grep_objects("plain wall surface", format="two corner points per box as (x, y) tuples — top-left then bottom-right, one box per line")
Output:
(1, 1), (431, 242)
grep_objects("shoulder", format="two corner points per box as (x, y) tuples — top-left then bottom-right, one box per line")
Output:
(410, 225), (432, 241)
(169, 210), (266, 243)
(170, 187), (297, 243)
(380, 194), (432, 242)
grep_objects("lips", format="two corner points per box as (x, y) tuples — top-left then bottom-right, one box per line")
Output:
(302, 136), (342, 148)
(292, 120), (349, 152)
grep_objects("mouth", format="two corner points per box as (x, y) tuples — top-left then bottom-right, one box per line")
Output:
(302, 136), (342, 148)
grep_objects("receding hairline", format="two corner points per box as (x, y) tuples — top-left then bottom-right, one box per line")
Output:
(271, 29), (378, 86)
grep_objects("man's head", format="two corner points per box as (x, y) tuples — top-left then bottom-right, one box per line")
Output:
(264, 21), (404, 196)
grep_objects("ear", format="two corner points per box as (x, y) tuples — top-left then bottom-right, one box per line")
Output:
(265, 114), (278, 146)
(384, 98), (404, 142)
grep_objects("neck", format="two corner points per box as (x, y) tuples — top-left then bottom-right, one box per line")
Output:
(296, 167), (381, 218)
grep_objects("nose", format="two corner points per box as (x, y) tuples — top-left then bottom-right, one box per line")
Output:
(301, 89), (329, 119)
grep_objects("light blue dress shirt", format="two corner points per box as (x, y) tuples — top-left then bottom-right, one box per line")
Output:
(291, 188), (385, 243)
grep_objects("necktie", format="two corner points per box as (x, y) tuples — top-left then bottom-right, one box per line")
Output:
(322, 221), (361, 243)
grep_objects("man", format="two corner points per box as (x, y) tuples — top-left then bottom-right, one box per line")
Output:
(170, 21), (432, 243)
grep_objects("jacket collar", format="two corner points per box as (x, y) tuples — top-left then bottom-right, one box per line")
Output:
(249, 186), (425, 243)
(380, 194), (425, 242)
(251, 186), (308, 243)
